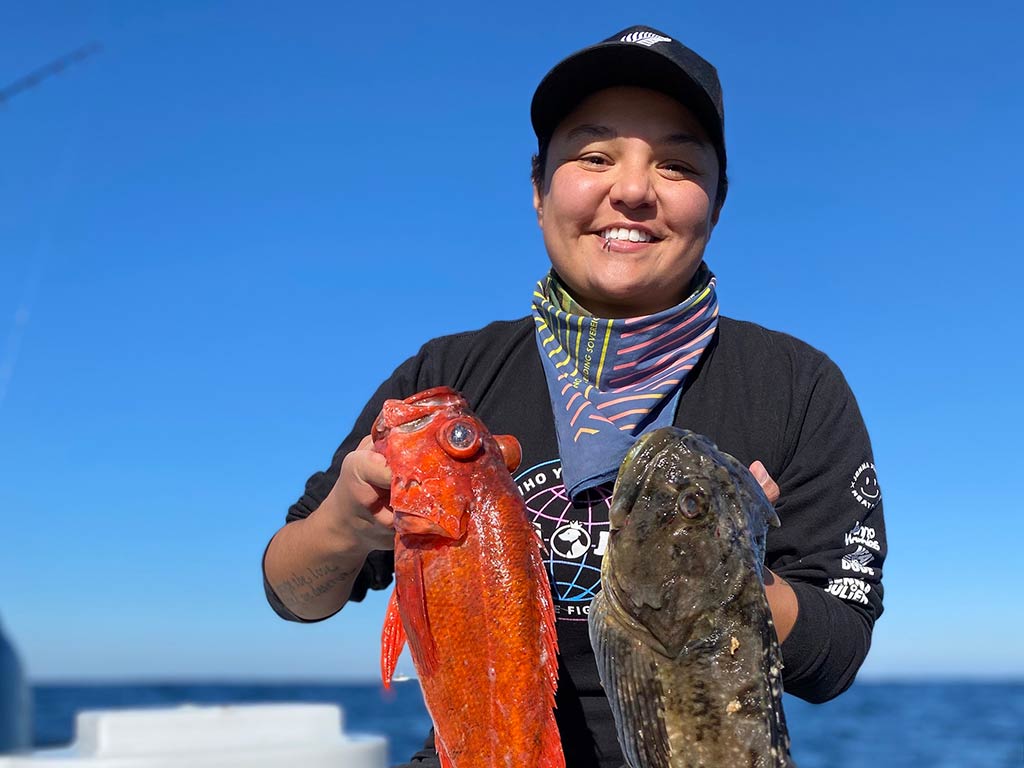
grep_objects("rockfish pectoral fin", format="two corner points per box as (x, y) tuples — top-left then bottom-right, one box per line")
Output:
(381, 588), (406, 689)
(493, 433), (522, 472)
(436, 735), (454, 768)
(590, 592), (671, 768)
(400, 554), (439, 677)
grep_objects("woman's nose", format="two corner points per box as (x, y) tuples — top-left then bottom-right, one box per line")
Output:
(609, 161), (656, 209)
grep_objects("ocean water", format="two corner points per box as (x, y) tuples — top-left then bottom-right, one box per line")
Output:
(29, 680), (1024, 767)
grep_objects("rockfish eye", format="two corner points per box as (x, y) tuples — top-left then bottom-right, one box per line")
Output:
(439, 418), (481, 459)
(677, 487), (707, 519)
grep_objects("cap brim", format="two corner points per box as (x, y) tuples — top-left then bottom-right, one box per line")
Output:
(530, 43), (723, 153)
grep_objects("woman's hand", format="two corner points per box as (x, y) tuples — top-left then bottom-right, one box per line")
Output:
(748, 460), (798, 643)
(749, 460), (780, 504)
(320, 435), (396, 554)
(263, 435), (396, 620)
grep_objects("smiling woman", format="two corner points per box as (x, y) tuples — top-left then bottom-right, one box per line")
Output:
(262, 23), (886, 768)
(534, 87), (721, 319)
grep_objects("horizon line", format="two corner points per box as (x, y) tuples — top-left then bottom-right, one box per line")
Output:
(27, 673), (1024, 686)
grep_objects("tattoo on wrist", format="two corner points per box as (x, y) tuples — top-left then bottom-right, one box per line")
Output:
(275, 564), (356, 606)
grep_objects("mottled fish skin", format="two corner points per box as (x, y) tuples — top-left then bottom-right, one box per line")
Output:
(589, 427), (794, 768)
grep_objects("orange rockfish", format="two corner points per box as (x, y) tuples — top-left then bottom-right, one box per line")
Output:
(373, 386), (563, 768)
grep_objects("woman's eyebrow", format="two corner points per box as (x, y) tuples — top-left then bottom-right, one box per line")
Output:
(663, 132), (709, 148)
(564, 125), (709, 149)
(564, 124), (616, 141)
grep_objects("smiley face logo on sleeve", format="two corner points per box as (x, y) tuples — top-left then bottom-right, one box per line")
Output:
(850, 462), (881, 509)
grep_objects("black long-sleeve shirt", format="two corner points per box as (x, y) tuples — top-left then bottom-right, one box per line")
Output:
(265, 315), (886, 766)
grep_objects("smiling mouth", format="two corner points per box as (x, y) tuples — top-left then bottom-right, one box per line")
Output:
(600, 227), (657, 243)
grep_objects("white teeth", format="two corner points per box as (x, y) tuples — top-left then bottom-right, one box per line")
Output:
(602, 228), (652, 243)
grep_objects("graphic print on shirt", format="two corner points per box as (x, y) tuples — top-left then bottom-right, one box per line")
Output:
(827, 519), (881, 605)
(514, 459), (612, 622)
(844, 520), (881, 552)
(850, 461), (881, 509)
(825, 577), (872, 605)
(841, 545), (876, 576)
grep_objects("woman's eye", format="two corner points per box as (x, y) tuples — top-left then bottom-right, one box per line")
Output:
(661, 162), (695, 178)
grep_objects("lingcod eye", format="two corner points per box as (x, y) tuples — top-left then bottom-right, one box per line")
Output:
(678, 488), (706, 519)
(438, 418), (481, 459)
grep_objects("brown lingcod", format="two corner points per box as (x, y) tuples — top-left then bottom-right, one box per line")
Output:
(589, 427), (794, 768)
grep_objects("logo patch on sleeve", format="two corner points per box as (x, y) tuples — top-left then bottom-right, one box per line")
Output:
(850, 462), (881, 509)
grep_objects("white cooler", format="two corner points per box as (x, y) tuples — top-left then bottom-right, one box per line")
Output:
(0, 703), (387, 768)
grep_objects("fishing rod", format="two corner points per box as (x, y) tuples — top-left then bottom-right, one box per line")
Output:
(0, 42), (102, 106)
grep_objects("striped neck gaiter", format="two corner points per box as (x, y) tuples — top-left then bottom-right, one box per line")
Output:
(531, 265), (719, 497)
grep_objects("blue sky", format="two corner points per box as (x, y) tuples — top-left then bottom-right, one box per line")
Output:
(1, 0), (1021, 682)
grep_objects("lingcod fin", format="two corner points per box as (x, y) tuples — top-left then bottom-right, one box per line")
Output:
(380, 588), (406, 689)
(760, 597), (793, 766)
(590, 592), (672, 768)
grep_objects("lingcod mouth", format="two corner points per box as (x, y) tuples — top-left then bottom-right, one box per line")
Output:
(609, 428), (682, 530)
(600, 227), (658, 243)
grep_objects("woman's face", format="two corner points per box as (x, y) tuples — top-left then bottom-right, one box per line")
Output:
(534, 87), (721, 318)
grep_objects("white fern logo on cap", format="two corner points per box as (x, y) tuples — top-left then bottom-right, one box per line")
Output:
(620, 31), (672, 47)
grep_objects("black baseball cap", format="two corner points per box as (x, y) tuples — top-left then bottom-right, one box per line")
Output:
(530, 25), (726, 178)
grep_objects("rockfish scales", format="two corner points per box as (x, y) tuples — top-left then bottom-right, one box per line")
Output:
(373, 386), (564, 768)
(589, 427), (793, 768)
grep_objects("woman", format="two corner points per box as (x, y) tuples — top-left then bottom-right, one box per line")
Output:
(263, 25), (886, 767)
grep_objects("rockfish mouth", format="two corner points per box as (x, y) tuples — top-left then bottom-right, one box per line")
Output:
(372, 386), (522, 539)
